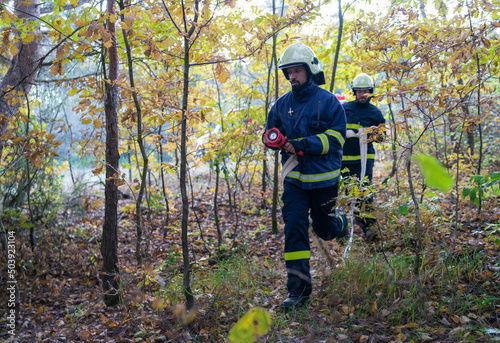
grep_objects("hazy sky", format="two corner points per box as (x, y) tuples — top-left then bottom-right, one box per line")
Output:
(236, 0), (441, 19)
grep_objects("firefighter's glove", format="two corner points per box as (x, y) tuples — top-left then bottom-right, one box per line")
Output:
(289, 140), (307, 154)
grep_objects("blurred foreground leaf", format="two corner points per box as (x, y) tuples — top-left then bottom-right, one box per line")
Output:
(412, 154), (454, 193)
(229, 307), (271, 343)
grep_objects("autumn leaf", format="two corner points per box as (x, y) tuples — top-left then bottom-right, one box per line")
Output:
(9, 43), (18, 56)
(229, 307), (271, 343)
(56, 47), (65, 61)
(92, 165), (103, 176)
(224, 0), (236, 8)
(215, 63), (230, 83)
(50, 62), (64, 76)
(93, 119), (102, 129)
(81, 117), (92, 125)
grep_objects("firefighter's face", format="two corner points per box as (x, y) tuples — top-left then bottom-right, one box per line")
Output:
(356, 89), (370, 103)
(287, 65), (308, 89)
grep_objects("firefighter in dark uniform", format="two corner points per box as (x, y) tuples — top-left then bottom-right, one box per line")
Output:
(263, 43), (348, 310)
(341, 73), (385, 242)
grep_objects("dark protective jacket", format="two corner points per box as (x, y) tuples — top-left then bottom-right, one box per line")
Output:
(264, 81), (346, 189)
(342, 100), (385, 165)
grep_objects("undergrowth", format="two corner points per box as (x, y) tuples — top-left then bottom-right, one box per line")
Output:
(142, 240), (499, 342)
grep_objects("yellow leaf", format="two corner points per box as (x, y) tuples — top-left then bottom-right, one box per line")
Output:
(124, 16), (134, 28)
(405, 323), (419, 328)
(2, 9), (17, 25)
(9, 43), (18, 56)
(69, 88), (78, 96)
(93, 119), (102, 129)
(229, 307), (271, 343)
(81, 117), (92, 125)
(75, 18), (88, 27)
(22, 34), (35, 44)
(215, 63), (230, 83)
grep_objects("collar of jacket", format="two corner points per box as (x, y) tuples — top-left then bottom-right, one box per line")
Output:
(292, 79), (318, 102)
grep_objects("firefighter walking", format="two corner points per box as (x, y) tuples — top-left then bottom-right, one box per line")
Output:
(341, 73), (386, 242)
(263, 43), (348, 310)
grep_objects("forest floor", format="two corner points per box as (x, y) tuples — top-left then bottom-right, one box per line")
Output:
(1, 171), (500, 343)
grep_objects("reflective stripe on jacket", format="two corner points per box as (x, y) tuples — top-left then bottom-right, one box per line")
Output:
(342, 101), (385, 165)
(264, 81), (346, 189)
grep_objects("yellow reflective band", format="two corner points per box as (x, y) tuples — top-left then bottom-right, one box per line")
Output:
(347, 123), (364, 129)
(325, 129), (345, 147)
(338, 214), (344, 227)
(319, 133), (329, 154)
(285, 250), (311, 261)
(342, 154), (375, 161)
(287, 169), (340, 182)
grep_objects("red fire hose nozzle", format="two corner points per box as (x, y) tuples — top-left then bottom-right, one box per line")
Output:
(264, 128), (287, 148)
(264, 128), (303, 155)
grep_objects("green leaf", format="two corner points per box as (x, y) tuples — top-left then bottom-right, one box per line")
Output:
(474, 175), (484, 184)
(470, 189), (477, 204)
(228, 307), (271, 343)
(462, 187), (470, 198)
(253, 18), (263, 25)
(398, 204), (409, 214)
(412, 154), (454, 193)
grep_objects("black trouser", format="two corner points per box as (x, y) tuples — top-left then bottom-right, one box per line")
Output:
(281, 182), (347, 297)
(341, 160), (376, 234)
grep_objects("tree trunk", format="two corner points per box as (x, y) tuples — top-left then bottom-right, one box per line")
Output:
(0, 0), (40, 158)
(101, 0), (121, 307)
(174, 0), (201, 309)
(270, 0), (281, 234)
(118, 0), (148, 265)
(158, 125), (170, 238)
(180, 34), (194, 309)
